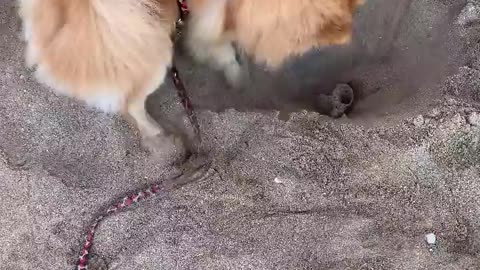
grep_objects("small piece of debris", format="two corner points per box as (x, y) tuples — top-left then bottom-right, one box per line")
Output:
(445, 97), (457, 105)
(467, 112), (480, 126)
(452, 113), (466, 126)
(274, 177), (284, 184)
(425, 233), (436, 245)
(428, 108), (441, 118)
(413, 115), (425, 127)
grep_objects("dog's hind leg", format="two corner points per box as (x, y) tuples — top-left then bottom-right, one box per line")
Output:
(126, 68), (185, 162)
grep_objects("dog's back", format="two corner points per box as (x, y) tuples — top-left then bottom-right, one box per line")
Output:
(230, 0), (363, 67)
(188, 0), (363, 68)
(19, 0), (178, 112)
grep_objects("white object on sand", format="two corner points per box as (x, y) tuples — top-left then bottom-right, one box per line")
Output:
(425, 233), (436, 245)
(274, 177), (284, 184)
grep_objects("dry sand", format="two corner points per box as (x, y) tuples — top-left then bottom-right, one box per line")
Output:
(1, 0), (480, 269)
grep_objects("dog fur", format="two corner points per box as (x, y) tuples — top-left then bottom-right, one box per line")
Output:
(18, 0), (363, 158)
(18, 0), (184, 158)
(186, 0), (364, 86)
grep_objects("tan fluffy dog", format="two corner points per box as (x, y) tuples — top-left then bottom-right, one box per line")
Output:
(186, 0), (364, 86)
(18, 0), (184, 159)
(18, 0), (363, 160)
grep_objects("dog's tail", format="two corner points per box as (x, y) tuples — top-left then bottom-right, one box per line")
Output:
(20, 0), (177, 97)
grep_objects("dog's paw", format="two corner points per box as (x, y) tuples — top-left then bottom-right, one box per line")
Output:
(142, 134), (186, 164)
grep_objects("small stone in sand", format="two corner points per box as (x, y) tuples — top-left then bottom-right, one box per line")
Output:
(467, 112), (480, 126)
(274, 177), (284, 184)
(413, 115), (425, 127)
(425, 233), (436, 245)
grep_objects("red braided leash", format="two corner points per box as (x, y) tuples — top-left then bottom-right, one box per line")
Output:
(178, 0), (189, 16)
(171, 66), (201, 143)
(75, 1), (206, 269)
(171, 0), (201, 143)
(76, 161), (212, 270)
(76, 184), (162, 269)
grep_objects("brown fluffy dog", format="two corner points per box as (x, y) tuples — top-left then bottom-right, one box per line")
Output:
(18, 0), (184, 159)
(186, 0), (364, 86)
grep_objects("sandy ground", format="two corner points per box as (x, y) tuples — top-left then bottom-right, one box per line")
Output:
(2, 0), (480, 269)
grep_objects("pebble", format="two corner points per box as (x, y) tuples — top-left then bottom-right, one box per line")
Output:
(446, 97), (457, 105)
(425, 233), (436, 245)
(274, 177), (284, 184)
(413, 115), (425, 127)
(467, 112), (480, 126)
(452, 113), (466, 126)
(428, 108), (441, 118)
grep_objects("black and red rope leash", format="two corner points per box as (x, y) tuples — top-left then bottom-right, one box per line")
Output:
(76, 1), (204, 269)
(171, 0), (201, 143)
(75, 162), (212, 270)
(171, 67), (201, 143)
